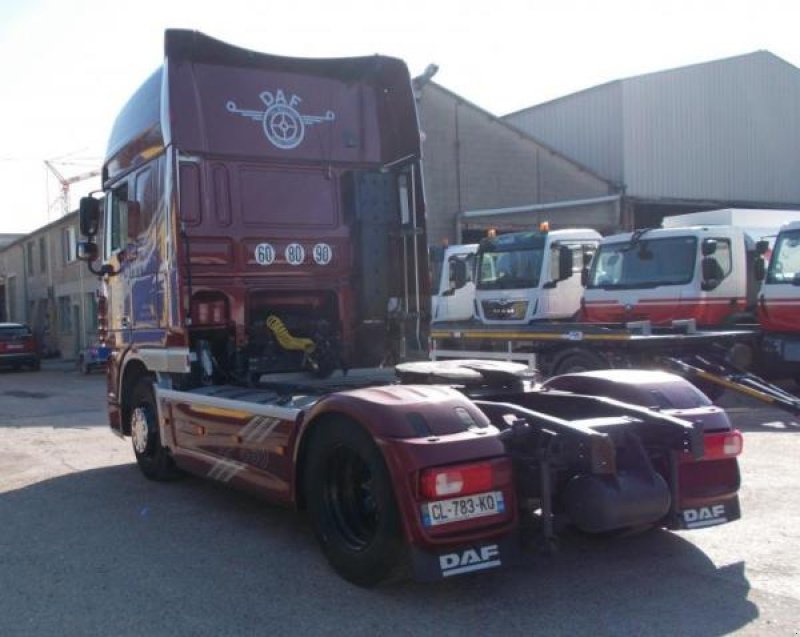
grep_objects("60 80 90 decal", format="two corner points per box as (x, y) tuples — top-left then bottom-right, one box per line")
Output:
(253, 242), (333, 266)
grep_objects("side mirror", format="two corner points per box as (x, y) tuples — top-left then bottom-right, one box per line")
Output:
(450, 259), (468, 290)
(557, 245), (573, 281)
(77, 241), (98, 262)
(755, 240), (770, 256)
(79, 197), (101, 237)
(583, 250), (595, 268)
(754, 257), (766, 282)
(701, 256), (721, 290)
(701, 238), (718, 257)
(581, 266), (589, 287)
(123, 201), (141, 239)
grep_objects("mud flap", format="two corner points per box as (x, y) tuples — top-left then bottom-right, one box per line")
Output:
(410, 535), (519, 581)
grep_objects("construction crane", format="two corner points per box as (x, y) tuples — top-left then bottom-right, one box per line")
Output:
(44, 158), (101, 217)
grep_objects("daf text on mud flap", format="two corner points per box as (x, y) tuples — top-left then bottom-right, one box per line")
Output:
(439, 544), (501, 577)
(682, 504), (727, 528)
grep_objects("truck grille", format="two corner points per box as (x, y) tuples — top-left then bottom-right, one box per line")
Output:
(481, 300), (528, 320)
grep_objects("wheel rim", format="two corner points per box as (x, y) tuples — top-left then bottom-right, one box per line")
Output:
(322, 446), (378, 551)
(131, 406), (151, 454)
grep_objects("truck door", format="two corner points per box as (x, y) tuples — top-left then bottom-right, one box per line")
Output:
(103, 164), (165, 349)
(543, 242), (596, 320)
(433, 249), (476, 322)
(104, 183), (132, 349)
(698, 237), (737, 324)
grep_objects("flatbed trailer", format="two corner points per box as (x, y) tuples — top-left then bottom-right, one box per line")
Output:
(430, 320), (800, 415)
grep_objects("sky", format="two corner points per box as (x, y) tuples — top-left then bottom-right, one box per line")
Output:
(1, 0), (798, 234)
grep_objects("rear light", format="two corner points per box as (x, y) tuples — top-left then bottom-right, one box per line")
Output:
(684, 430), (743, 462)
(420, 461), (495, 499)
(721, 431), (743, 456)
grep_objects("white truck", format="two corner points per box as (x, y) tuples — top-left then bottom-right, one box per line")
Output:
(580, 209), (800, 327)
(432, 227), (601, 325)
(758, 221), (800, 381)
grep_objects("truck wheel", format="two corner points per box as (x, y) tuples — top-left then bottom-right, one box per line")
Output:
(304, 419), (406, 586)
(129, 379), (182, 481)
(553, 351), (606, 375)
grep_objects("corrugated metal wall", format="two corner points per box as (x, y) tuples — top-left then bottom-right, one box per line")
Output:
(505, 81), (625, 185)
(505, 52), (800, 207)
(623, 52), (800, 202)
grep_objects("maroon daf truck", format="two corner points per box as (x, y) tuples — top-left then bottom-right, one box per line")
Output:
(78, 30), (742, 586)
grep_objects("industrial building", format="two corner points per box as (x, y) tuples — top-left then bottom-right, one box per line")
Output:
(505, 51), (800, 229)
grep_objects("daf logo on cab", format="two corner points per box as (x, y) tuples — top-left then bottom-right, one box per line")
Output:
(226, 89), (336, 150)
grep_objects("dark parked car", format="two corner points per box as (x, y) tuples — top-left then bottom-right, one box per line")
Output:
(0, 323), (40, 371)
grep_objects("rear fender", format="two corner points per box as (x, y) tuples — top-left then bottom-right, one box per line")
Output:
(291, 385), (513, 546)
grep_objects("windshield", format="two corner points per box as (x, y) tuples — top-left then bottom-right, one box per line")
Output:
(766, 230), (800, 284)
(587, 236), (698, 289)
(477, 244), (544, 290)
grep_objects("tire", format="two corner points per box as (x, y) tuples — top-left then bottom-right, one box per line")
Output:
(79, 356), (90, 375)
(129, 378), (182, 481)
(304, 419), (406, 586)
(553, 350), (606, 376)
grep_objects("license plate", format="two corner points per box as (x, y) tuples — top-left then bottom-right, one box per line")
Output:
(6, 344), (24, 350)
(421, 491), (505, 527)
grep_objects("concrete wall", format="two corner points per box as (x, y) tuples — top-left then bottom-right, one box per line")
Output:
(418, 83), (615, 245)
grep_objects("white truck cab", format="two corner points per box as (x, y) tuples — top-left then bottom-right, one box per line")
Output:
(582, 225), (765, 326)
(760, 220), (800, 332)
(759, 221), (800, 377)
(473, 228), (601, 324)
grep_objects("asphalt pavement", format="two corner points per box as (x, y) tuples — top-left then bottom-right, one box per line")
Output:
(0, 365), (798, 636)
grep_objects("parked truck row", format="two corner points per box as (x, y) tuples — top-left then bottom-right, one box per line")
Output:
(76, 30), (747, 586)
(430, 209), (800, 393)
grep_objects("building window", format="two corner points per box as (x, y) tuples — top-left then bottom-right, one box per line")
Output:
(26, 242), (34, 275)
(39, 236), (47, 273)
(58, 295), (72, 333)
(63, 226), (77, 263)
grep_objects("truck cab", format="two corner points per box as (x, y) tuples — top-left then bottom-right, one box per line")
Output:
(583, 225), (765, 327)
(758, 221), (800, 377)
(473, 228), (600, 324)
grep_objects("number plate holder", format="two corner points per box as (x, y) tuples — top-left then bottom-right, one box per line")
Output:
(421, 491), (505, 527)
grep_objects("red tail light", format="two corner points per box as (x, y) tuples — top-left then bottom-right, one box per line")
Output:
(420, 461), (496, 499)
(682, 430), (743, 462)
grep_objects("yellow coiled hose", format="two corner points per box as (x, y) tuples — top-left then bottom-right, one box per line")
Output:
(265, 315), (316, 353)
